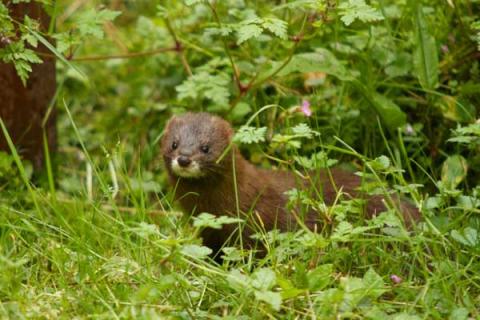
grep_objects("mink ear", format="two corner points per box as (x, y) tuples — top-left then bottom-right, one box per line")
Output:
(220, 119), (234, 141)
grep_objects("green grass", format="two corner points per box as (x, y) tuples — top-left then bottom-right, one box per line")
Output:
(1, 0), (480, 318)
(0, 122), (478, 319)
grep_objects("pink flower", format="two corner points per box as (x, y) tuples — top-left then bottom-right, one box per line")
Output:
(390, 274), (402, 284)
(300, 100), (312, 117)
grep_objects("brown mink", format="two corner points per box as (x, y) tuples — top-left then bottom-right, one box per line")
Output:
(161, 112), (420, 256)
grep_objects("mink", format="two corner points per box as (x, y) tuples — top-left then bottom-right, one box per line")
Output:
(161, 112), (420, 256)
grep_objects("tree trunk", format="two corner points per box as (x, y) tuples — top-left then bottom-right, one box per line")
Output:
(0, 3), (56, 170)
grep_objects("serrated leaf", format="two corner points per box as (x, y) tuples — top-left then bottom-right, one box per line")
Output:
(291, 123), (315, 138)
(338, 0), (384, 26)
(234, 126), (267, 144)
(176, 71), (231, 106)
(193, 213), (243, 229)
(76, 9), (121, 38)
(237, 23), (263, 44)
(262, 18), (288, 39)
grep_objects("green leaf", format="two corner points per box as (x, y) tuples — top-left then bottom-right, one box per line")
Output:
(192, 213), (243, 230)
(435, 96), (476, 123)
(254, 291), (282, 311)
(237, 23), (263, 44)
(441, 155), (468, 189)
(230, 102), (252, 121)
(181, 244), (212, 259)
(371, 93), (407, 130)
(451, 228), (478, 247)
(413, 5), (439, 90)
(308, 264), (333, 291)
(370, 155), (391, 171)
(227, 269), (252, 291)
(291, 123), (316, 138)
(338, 0), (384, 26)
(450, 307), (470, 320)
(234, 126), (267, 144)
(127, 222), (160, 239)
(472, 20), (480, 51)
(176, 71), (231, 106)
(76, 9), (121, 38)
(262, 17), (288, 39)
(273, 50), (354, 81)
(184, 0), (204, 5)
(362, 268), (386, 299)
(252, 268), (277, 291)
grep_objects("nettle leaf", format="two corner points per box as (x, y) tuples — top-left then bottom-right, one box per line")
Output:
(237, 23), (263, 44)
(338, 0), (384, 26)
(262, 17), (288, 39)
(192, 213), (243, 230)
(234, 126), (267, 144)
(176, 71), (231, 106)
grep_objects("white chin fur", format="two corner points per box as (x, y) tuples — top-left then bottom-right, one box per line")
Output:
(171, 158), (204, 178)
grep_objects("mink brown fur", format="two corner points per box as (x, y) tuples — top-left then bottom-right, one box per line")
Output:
(161, 112), (420, 255)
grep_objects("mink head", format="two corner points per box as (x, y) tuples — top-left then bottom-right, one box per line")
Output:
(161, 112), (234, 179)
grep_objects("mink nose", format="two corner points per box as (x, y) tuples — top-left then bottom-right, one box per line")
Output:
(177, 156), (192, 167)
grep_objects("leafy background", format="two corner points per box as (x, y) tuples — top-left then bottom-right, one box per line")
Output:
(0, 0), (479, 318)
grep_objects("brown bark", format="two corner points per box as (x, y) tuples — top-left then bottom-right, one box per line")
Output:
(0, 3), (56, 170)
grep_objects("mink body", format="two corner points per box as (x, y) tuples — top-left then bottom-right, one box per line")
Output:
(161, 113), (420, 254)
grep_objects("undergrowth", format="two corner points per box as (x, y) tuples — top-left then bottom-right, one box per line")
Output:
(1, 0), (480, 318)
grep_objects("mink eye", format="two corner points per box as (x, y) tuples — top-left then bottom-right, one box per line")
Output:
(200, 145), (209, 153)
(171, 141), (178, 150)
